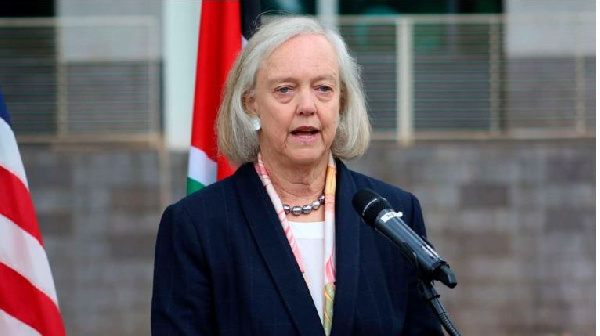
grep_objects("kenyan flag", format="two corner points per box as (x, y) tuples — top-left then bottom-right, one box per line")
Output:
(187, 0), (260, 194)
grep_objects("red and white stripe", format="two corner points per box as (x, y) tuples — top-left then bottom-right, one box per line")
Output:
(186, 0), (240, 193)
(0, 113), (65, 335)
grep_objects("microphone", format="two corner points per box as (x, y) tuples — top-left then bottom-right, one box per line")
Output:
(352, 189), (457, 288)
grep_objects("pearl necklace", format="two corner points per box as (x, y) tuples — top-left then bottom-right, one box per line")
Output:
(283, 195), (325, 216)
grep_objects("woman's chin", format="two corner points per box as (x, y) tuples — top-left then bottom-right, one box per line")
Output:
(285, 150), (329, 167)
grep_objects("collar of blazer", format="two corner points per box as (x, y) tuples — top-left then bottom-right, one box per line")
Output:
(233, 160), (360, 336)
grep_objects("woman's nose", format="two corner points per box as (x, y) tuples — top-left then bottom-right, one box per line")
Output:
(297, 89), (317, 115)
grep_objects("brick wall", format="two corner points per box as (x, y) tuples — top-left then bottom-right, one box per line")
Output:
(348, 139), (595, 336)
(25, 139), (594, 335)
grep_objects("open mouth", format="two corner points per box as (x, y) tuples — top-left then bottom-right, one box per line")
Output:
(291, 127), (319, 136)
(291, 129), (319, 135)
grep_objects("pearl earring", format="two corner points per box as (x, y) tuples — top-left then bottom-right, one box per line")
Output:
(251, 116), (261, 131)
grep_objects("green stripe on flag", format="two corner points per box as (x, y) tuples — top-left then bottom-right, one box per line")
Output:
(187, 177), (205, 195)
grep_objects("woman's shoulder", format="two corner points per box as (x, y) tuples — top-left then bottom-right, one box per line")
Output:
(169, 163), (253, 218)
(340, 160), (426, 234)
(177, 178), (232, 209)
(340, 161), (415, 205)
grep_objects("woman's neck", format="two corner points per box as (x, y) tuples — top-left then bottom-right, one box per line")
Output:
(261, 154), (328, 204)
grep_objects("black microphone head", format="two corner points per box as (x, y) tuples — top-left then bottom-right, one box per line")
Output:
(352, 189), (393, 227)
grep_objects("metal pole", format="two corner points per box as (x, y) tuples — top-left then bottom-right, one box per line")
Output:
(489, 19), (501, 134)
(55, 20), (68, 138)
(397, 18), (414, 146)
(317, 0), (338, 31)
(574, 14), (586, 134)
(147, 17), (160, 142)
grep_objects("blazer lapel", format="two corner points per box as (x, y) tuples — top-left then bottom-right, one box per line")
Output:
(330, 161), (360, 336)
(234, 163), (325, 336)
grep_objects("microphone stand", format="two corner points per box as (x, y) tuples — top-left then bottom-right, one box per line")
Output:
(407, 238), (461, 336)
(417, 280), (461, 336)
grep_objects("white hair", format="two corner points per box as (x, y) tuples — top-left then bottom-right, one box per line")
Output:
(217, 16), (371, 164)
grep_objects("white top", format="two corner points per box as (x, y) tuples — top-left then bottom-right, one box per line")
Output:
(288, 220), (325, 323)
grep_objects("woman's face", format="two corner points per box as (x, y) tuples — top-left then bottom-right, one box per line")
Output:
(246, 34), (340, 168)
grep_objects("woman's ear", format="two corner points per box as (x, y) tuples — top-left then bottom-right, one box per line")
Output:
(243, 91), (257, 116)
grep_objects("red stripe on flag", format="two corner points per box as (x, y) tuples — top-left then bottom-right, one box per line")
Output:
(0, 165), (43, 245)
(192, 0), (241, 180)
(0, 262), (65, 336)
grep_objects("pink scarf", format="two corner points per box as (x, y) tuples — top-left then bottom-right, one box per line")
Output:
(254, 153), (337, 335)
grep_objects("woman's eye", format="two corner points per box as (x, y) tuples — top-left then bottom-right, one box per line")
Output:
(317, 86), (332, 92)
(276, 86), (291, 94)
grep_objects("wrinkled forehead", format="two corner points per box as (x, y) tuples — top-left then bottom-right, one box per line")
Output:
(256, 34), (340, 82)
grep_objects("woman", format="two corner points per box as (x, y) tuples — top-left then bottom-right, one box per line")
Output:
(152, 17), (443, 335)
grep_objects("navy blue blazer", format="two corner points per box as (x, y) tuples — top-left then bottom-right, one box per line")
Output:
(151, 160), (443, 335)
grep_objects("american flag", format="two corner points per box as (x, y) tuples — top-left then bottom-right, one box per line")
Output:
(0, 89), (65, 335)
